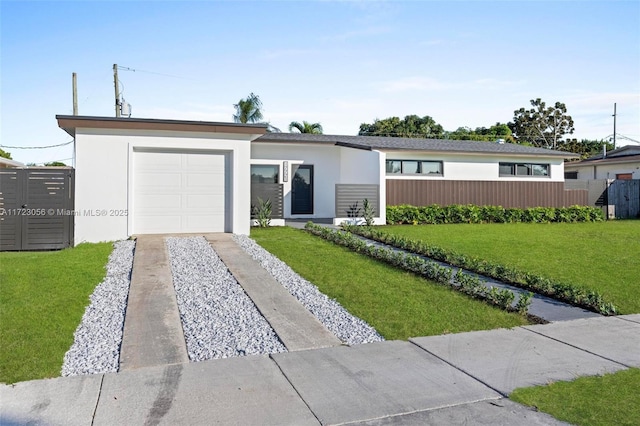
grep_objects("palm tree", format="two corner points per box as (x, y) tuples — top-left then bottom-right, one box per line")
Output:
(233, 93), (263, 124)
(289, 121), (323, 134)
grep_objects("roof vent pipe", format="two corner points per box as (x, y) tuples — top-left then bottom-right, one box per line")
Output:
(603, 144), (607, 159)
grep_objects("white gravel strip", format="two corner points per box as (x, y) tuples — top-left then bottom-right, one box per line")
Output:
(233, 234), (384, 345)
(166, 236), (286, 361)
(61, 240), (136, 376)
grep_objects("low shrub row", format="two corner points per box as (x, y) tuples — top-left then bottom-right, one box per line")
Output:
(343, 225), (618, 315)
(304, 222), (532, 315)
(386, 204), (605, 225)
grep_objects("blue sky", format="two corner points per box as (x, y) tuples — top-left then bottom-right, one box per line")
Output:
(2, 0), (639, 165)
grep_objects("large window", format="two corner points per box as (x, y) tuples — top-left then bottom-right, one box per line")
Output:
(499, 162), (550, 177)
(386, 160), (443, 175)
(251, 164), (279, 183)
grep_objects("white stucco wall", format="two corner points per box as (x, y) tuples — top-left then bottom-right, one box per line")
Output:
(251, 143), (384, 220)
(566, 161), (640, 180)
(383, 152), (566, 182)
(74, 128), (254, 244)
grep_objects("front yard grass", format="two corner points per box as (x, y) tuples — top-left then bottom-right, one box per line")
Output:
(510, 368), (640, 426)
(0, 243), (113, 384)
(251, 227), (529, 341)
(381, 221), (640, 314)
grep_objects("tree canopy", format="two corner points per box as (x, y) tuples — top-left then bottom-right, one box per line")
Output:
(44, 161), (67, 166)
(509, 98), (574, 149)
(359, 115), (444, 138)
(446, 123), (514, 142)
(0, 148), (12, 159)
(289, 121), (323, 134)
(233, 93), (263, 124)
(557, 139), (614, 160)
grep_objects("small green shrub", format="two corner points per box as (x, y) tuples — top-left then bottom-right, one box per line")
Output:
(386, 204), (605, 225)
(304, 223), (527, 315)
(343, 224), (617, 315)
(362, 198), (375, 226)
(252, 197), (272, 227)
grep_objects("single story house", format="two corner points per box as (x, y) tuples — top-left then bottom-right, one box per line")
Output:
(0, 157), (25, 168)
(564, 145), (640, 180)
(56, 115), (580, 245)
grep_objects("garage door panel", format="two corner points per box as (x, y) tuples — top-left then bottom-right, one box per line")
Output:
(136, 172), (182, 188)
(133, 151), (227, 234)
(138, 194), (183, 209)
(185, 154), (225, 168)
(137, 152), (183, 168)
(184, 194), (223, 209)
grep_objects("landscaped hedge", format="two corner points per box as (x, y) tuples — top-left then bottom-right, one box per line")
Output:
(342, 224), (618, 316)
(304, 222), (533, 315)
(386, 204), (605, 225)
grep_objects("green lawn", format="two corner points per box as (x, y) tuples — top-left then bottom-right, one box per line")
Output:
(380, 222), (640, 314)
(0, 243), (113, 384)
(251, 227), (529, 340)
(510, 368), (640, 426)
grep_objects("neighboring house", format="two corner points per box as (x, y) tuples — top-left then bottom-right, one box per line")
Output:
(0, 157), (25, 168)
(564, 145), (640, 180)
(56, 115), (580, 245)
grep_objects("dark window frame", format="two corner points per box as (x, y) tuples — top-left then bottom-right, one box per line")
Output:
(251, 164), (280, 184)
(499, 162), (550, 177)
(386, 159), (443, 176)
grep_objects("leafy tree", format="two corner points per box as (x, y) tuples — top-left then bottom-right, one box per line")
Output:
(446, 123), (515, 142)
(359, 115), (444, 138)
(0, 148), (12, 159)
(289, 121), (323, 134)
(233, 92), (263, 124)
(44, 161), (67, 166)
(509, 98), (574, 149)
(558, 139), (614, 160)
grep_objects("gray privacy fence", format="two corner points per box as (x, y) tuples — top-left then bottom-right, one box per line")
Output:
(0, 168), (75, 251)
(565, 179), (640, 219)
(335, 184), (380, 217)
(251, 183), (283, 219)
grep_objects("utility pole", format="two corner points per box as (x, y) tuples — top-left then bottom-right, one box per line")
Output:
(113, 64), (120, 117)
(72, 72), (78, 115)
(612, 103), (616, 150)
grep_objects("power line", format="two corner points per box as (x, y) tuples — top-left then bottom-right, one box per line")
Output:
(0, 140), (74, 149)
(117, 65), (190, 80)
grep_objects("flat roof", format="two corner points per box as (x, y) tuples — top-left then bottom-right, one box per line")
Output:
(56, 115), (268, 137)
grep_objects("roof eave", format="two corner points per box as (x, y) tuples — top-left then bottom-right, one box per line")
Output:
(56, 115), (269, 137)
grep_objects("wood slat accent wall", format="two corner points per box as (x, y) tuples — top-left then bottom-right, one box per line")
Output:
(251, 183), (284, 219)
(386, 180), (587, 208)
(335, 184), (380, 217)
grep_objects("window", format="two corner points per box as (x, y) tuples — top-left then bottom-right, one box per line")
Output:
(386, 160), (443, 175)
(564, 171), (578, 179)
(499, 162), (549, 177)
(251, 165), (279, 183)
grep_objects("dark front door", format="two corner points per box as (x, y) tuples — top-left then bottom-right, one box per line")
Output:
(291, 165), (313, 214)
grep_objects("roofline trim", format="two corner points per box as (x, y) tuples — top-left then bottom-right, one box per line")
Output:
(56, 115), (268, 137)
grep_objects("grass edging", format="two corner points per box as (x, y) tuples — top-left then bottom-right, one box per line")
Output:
(343, 224), (618, 315)
(304, 223), (532, 315)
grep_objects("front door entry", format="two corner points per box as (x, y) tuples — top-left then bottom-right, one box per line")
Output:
(291, 164), (313, 214)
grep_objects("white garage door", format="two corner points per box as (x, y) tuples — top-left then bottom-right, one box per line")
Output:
(133, 150), (227, 234)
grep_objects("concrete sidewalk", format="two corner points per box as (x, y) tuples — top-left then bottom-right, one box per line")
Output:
(2, 315), (639, 425)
